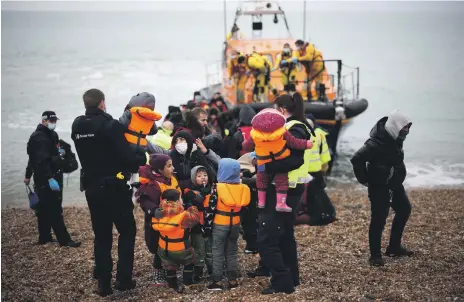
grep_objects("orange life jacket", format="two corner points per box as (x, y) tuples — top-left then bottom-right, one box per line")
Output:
(250, 127), (291, 166)
(124, 107), (162, 147)
(152, 211), (190, 252)
(213, 183), (250, 226)
(140, 175), (180, 193)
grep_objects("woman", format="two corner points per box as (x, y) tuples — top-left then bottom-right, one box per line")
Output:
(252, 92), (313, 295)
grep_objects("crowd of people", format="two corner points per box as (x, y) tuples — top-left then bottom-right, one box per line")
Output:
(24, 88), (414, 297)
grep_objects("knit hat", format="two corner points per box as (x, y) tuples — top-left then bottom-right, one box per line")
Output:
(238, 152), (256, 174)
(149, 154), (171, 173)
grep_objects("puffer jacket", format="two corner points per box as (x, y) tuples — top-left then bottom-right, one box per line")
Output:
(351, 110), (412, 187)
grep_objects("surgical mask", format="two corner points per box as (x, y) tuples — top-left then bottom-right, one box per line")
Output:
(230, 55), (237, 59)
(175, 142), (188, 155)
(47, 123), (56, 131)
(283, 48), (290, 54)
(194, 95), (202, 102)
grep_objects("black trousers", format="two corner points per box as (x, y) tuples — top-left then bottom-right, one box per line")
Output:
(368, 184), (412, 257)
(257, 184), (304, 292)
(144, 215), (162, 269)
(35, 183), (71, 245)
(241, 187), (258, 250)
(85, 182), (136, 284)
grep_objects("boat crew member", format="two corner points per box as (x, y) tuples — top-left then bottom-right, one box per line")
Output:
(71, 88), (147, 296)
(274, 43), (298, 93)
(25, 111), (81, 248)
(228, 49), (249, 104)
(293, 39), (318, 101)
(240, 51), (273, 103)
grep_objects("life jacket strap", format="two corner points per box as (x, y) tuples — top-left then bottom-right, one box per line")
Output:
(256, 145), (287, 161)
(125, 129), (147, 138)
(216, 210), (241, 217)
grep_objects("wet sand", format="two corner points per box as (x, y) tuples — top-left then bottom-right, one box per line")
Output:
(2, 188), (463, 301)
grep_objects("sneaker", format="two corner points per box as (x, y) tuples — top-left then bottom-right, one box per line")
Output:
(385, 246), (414, 257)
(207, 281), (224, 291)
(153, 269), (167, 286)
(369, 255), (385, 267)
(114, 279), (136, 291)
(229, 280), (239, 290)
(244, 247), (259, 254)
(167, 276), (184, 293)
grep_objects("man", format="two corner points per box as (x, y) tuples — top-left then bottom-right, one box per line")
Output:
(293, 39), (318, 100)
(177, 107), (210, 139)
(71, 89), (146, 296)
(226, 23), (244, 41)
(274, 43), (298, 92)
(240, 51), (273, 103)
(351, 109), (414, 267)
(25, 111), (81, 248)
(227, 50), (249, 104)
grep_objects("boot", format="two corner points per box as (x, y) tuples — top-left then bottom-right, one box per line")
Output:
(167, 271), (184, 293)
(183, 265), (196, 286)
(114, 279), (136, 291)
(385, 245), (414, 257)
(247, 264), (270, 278)
(153, 268), (167, 286)
(369, 255), (385, 267)
(257, 190), (266, 209)
(275, 193), (292, 212)
(95, 280), (113, 297)
(193, 266), (204, 283)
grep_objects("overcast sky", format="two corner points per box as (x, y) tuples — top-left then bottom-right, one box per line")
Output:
(2, 1), (463, 12)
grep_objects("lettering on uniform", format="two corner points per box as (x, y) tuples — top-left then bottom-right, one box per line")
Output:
(75, 133), (95, 140)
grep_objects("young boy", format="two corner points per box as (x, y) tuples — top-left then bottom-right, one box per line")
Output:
(205, 158), (251, 290)
(182, 166), (213, 282)
(152, 189), (201, 293)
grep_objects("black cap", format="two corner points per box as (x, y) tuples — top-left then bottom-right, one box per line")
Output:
(41, 111), (59, 121)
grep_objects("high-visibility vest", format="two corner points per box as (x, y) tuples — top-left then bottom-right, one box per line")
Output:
(285, 120), (312, 187)
(124, 107), (162, 146)
(315, 128), (331, 164)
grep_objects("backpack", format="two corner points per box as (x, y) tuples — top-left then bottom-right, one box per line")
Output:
(59, 139), (79, 174)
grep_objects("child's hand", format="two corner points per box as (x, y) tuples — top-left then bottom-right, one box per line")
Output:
(196, 138), (208, 154)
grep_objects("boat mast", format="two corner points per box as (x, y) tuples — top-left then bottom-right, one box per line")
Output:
(303, 0), (306, 40)
(223, 0), (227, 39)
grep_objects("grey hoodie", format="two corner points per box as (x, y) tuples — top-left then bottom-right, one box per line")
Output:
(385, 109), (412, 140)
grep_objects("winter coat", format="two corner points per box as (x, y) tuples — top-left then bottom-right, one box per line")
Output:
(351, 109), (412, 187)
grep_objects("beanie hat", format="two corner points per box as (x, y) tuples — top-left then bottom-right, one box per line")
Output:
(149, 154), (171, 173)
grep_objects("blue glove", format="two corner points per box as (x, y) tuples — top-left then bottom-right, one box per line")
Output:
(48, 178), (60, 191)
(257, 165), (265, 173)
(280, 60), (288, 67)
(249, 151), (256, 159)
(291, 57), (298, 64)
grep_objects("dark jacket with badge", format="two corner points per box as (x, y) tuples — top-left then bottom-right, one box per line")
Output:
(71, 107), (146, 187)
(26, 124), (65, 186)
(351, 111), (412, 187)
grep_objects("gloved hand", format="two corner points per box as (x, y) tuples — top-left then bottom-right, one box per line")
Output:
(58, 147), (66, 157)
(291, 57), (298, 64)
(184, 190), (197, 202)
(257, 165), (265, 173)
(271, 67), (277, 72)
(154, 208), (164, 219)
(48, 178), (60, 191)
(280, 60), (288, 66)
(249, 151), (256, 159)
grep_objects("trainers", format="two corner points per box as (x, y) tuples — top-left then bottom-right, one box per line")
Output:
(385, 246), (414, 257)
(153, 268), (167, 286)
(244, 247), (259, 254)
(229, 279), (239, 290)
(207, 281), (224, 291)
(369, 255), (385, 267)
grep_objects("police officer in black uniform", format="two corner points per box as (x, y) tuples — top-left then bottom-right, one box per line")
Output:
(71, 89), (146, 296)
(25, 111), (81, 248)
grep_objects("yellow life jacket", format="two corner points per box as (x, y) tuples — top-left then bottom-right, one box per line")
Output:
(213, 183), (250, 226)
(124, 107), (162, 146)
(251, 127), (291, 166)
(152, 211), (190, 252)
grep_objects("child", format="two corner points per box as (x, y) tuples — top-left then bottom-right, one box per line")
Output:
(206, 158), (250, 291)
(152, 189), (201, 293)
(242, 108), (313, 212)
(119, 92), (162, 153)
(135, 154), (180, 286)
(182, 166), (213, 282)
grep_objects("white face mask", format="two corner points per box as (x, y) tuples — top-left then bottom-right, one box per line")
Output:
(175, 142), (188, 155)
(230, 55), (237, 59)
(283, 48), (290, 53)
(47, 123), (56, 131)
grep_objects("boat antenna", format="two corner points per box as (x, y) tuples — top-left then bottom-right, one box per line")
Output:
(277, 4), (292, 38)
(303, 0), (306, 41)
(223, 0), (227, 40)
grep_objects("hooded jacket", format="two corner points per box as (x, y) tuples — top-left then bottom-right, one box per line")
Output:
(351, 109), (412, 187)
(234, 105), (256, 155)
